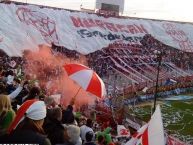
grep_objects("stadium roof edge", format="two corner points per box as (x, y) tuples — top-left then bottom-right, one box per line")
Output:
(1, 0), (193, 25)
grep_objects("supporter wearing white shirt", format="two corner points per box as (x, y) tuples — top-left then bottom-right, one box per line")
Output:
(80, 119), (94, 143)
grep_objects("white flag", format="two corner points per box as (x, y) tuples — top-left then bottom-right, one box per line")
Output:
(125, 105), (165, 145)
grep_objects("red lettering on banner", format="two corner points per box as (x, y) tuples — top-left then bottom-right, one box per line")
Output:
(105, 22), (118, 32)
(70, 16), (84, 27)
(88, 19), (96, 27)
(127, 25), (139, 34)
(83, 18), (94, 27)
(70, 17), (148, 34)
(178, 30), (186, 36)
(134, 24), (148, 33)
(166, 30), (187, 39)
(116, 24), (129, 33)
(95, 20), (106, 30)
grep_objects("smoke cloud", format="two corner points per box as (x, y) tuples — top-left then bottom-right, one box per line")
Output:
(23, 45), (96, 110)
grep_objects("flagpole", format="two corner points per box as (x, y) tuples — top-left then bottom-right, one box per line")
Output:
(153, 50), (162, 113)
(111, 74), (118, 125)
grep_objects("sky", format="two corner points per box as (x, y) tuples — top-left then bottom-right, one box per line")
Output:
(12, 0), (193, 22)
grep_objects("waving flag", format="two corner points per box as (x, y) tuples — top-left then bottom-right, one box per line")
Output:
(125, 105), (165, 145)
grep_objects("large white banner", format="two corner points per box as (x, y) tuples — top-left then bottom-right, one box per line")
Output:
(1, 2), (193, 56)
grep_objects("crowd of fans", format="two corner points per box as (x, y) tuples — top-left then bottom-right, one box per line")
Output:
(1, 33), (193, 144)
(0, 75), (123, 145)
(86, 34), (193, 96)
(49, 34), (193, 98)
(1, 1), (193, 144)
(87, 34), (188, 82)
(146, 76), (193, 95)
(0, 49), (130, 145)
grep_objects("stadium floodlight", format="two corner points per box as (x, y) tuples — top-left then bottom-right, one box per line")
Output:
(153, 50), (163, 113)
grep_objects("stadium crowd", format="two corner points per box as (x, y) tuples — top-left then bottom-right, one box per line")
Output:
(51, 35), (193, 89)
(48, 35), (193, 100)
(0, 50), (129, 145)
(0, 34), (193, 145)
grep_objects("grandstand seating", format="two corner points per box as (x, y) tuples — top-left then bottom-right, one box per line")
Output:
(51, 34), (193, 95)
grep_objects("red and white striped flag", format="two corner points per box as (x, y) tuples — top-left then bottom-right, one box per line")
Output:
(125, 105), (165, 145)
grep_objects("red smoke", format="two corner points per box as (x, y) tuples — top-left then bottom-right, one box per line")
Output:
(23, 45), (96, 110)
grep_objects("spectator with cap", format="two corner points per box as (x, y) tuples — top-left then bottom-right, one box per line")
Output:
(84, 131), (96, 145)
(80, 118), (94, 143)
(0, 99), (51, 145)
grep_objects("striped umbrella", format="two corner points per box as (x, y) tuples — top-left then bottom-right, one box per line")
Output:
(64, 63), (106, 98)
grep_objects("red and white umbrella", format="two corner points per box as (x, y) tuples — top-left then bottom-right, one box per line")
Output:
(64, 63), (106, 98)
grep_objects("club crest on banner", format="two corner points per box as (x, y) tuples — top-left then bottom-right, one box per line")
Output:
(16, 7), (59, 45)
